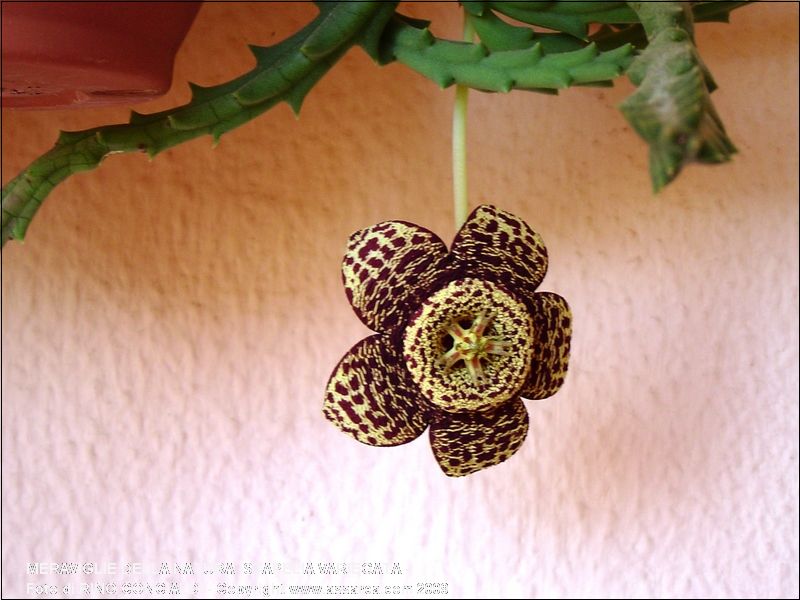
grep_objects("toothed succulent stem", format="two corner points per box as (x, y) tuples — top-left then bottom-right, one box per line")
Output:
(1, 2), (397, 244)
(1, 1), (750, 247)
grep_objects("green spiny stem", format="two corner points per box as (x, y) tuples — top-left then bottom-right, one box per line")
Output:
(386, 18), (635, 93)
(467, 8), (585, 54)
(589, 2), (751, 52)
(620, 1), (738, 191)
(488, 1), (640, 40)
(1, 0), (753, 247)
(1, 2), (397, 245)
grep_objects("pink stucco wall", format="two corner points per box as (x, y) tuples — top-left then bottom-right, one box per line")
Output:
(2, 3), (798, 598)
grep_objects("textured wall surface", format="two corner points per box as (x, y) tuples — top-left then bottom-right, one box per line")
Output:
(2, 3), (798, 598)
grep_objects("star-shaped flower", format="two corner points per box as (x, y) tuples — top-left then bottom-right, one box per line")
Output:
(324, 205), (571, 476)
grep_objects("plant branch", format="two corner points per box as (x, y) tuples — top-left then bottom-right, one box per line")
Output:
(1, 2), (397, 245)
(620, 1), (737, 191)
(1, 0), (753, 246)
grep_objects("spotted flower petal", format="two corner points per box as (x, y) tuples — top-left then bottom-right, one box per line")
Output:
(342, 220), (450, 334)
(324, 335), (429, 446)
(429, 399), (529, 477)
(450, 205), (548, 305)
(521, 292), (572, 400)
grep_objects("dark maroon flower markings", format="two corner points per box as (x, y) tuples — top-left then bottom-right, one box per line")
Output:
(323, 335), (429, 446)
(450, 205), (549, 307)
(521, 292), (572, 400)
(429, 398), (530, 478)
(324, 205), (572, 476)
(342, 220), (449, 335)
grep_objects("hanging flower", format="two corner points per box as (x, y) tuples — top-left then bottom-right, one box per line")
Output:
(324, 205), (572, 477)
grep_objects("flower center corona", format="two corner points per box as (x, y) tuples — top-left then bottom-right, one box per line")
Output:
(441, 313), (511, 384)
(403, 278), (534, 413)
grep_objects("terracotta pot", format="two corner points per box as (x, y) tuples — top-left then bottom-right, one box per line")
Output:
(1, 2), (201, 109)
